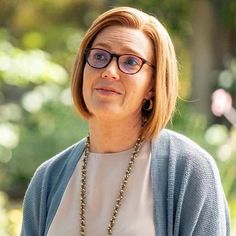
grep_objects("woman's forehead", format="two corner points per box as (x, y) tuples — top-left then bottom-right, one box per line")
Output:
(92, 25), (154, 61)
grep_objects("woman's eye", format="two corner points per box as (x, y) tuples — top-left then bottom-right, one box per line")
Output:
(94, 53), (106, 61)
(124, 57), (141, 67)
(126, 58), (137, 65)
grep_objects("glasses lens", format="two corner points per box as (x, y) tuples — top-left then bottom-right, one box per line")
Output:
(119, 55), (143, 74)
(86, 49), (110, 68)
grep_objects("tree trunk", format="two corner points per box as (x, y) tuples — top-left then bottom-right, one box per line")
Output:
(191, 0), (217, 120)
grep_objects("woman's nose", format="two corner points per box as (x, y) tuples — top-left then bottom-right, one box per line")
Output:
(101, 58), (120, 80)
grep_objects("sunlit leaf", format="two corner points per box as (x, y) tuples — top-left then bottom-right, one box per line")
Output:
(0, 123), (19, 149)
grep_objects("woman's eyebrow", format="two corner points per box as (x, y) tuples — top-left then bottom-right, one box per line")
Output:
(92, 42), (144, 57)
(92, 42), (111, 50)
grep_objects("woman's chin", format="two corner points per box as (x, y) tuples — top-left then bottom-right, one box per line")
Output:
(88, 106), (122, 119)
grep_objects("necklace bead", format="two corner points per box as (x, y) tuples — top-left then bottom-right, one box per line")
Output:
(80, 136), (143, 235)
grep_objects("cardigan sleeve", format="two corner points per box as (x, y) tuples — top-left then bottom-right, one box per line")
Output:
(191, 158), (230, 236)
(20, 139), (85, 236)
(170, 146), (231, 236)
(156, 129), (231, 236)
(20, 163), (48, 236)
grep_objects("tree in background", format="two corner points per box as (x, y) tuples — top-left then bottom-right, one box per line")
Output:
(191, 0), (236, 119)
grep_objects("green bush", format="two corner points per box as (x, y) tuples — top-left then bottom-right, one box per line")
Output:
(0, 100), (88, 198)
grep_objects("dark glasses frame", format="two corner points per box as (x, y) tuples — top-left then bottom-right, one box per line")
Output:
(84, 48), (155, 75)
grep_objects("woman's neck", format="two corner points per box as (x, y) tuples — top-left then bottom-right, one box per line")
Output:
(88, 117), (142, 153)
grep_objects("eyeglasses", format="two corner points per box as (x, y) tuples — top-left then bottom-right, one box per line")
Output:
(85, 48), (155, 75)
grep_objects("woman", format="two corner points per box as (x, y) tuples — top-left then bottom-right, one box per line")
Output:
(21, 6), (230, 236)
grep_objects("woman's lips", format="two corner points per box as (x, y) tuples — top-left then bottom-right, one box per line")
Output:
(95, 87), (122, 95)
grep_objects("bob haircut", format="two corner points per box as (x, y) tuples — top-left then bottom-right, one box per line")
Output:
(71, 6), (178, 140)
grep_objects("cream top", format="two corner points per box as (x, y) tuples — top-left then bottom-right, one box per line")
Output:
(47, 141), (155, 236)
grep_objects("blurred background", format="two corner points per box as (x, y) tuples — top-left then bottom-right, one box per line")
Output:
(0, 0), (235, 235)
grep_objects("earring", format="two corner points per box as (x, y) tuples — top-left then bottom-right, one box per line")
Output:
(142, 99), (153, 111)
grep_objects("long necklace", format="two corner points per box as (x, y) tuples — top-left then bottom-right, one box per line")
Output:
(80, 136), (143, 236)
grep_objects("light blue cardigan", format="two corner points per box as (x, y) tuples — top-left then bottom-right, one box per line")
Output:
(21, 129), (230, 235)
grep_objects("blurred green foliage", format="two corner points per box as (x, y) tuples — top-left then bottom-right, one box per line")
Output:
(0, 191), (22, 236)
(0, 192), (11, 236)
(0, 28), (88, 196)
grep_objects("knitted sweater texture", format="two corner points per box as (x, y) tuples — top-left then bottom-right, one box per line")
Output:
(21, 129), (230, 236)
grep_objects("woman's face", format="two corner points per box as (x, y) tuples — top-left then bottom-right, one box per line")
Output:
(83, 25), (154, 122)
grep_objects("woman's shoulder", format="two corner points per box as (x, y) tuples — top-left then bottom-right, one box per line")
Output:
(152, 129), (226, 209)
(21, 138), (87, 235)
(152, 129), (220, 179)
(156, 128), (212, 158)
(151, 132), (230, 236)
(30, 138), (86, 187)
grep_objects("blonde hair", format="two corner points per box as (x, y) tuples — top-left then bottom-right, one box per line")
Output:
(71, 6), (178, 140)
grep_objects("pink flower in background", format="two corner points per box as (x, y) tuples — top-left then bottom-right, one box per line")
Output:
(211, 89), (232, 116)
(211, 89), (236, 126)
